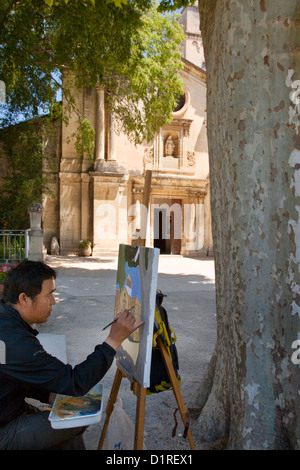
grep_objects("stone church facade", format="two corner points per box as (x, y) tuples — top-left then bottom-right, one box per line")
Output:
(43, 4), (213, 257)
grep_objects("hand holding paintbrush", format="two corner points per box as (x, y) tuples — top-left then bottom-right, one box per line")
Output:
(103, 306), (144, 352)
(102, 305), (135, 330)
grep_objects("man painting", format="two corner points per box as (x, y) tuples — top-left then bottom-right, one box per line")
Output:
(0, 260), (142, 450)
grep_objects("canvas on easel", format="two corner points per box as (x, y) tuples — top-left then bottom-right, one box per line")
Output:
(114, 244), (159, 388)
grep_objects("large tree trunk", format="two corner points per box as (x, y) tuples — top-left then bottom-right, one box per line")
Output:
(193, 0), (300, 449)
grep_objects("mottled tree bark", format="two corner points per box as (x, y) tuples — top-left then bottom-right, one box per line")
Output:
(193, 0), (300, 449)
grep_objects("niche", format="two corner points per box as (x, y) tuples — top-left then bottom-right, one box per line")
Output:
(163, 132), (179, 159)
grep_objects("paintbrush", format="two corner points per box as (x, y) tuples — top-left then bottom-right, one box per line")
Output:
(102, 306), (135, 331)
(42, 406), (76, 416)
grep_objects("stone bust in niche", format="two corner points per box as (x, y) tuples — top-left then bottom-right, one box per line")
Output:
(164, 135), (176, 158)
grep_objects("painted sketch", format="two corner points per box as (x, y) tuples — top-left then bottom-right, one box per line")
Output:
(54, 393), (102, 418)
(114, 244), (159, 387)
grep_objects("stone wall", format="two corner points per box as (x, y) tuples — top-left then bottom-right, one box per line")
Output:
(42, 118), (61, 253)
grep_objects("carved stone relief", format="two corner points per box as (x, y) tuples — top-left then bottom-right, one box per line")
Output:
(187, 151), (195, 167)
(143, 147), (154, 166)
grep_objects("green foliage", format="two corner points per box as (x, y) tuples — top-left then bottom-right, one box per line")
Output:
(106, 2), (185, 143)
(158, 0), (196, 11)
(68, 118), (96, 162)
(0, 0), (184, 150)
(42, 0), (194, 9)
(43, 0), (130, 6)
(0, 119), (54, 230)
(79, 239), (92, 248)
(49, 102), (62, 121)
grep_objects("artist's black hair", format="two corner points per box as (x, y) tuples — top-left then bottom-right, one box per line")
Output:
(3, 260), (56, 305)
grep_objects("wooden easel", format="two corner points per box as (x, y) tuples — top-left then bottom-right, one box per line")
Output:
(98, 170), (195, 450)
(98, 336), (195, 450)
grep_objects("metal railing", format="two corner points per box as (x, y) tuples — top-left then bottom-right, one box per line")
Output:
(0, 230), (29, 263)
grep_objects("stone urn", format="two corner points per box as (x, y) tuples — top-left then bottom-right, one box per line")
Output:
(78, 240), (92, 257)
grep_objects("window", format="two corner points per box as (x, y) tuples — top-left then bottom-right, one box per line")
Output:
(174, 94), (185, 112)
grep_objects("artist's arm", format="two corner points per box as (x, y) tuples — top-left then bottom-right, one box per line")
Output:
(104, 309), (144, 352)
(0, 311), (143, 404)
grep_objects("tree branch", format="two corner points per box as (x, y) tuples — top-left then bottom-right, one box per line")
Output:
(0, 0), (28, 28)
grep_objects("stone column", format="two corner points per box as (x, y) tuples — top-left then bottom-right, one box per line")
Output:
(28, 202), (45, 261)
(94, 86), (105, 169)
(196, 192), (205, 252)
(185, 191), (204, 253)
(118, 185), (127, 244)
(129, 187), (142, 242)
(108, 112), (117, 161)
(184, 194), (196, 252)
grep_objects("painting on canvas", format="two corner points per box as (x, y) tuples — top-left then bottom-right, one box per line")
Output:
(114, 244), (159, 388)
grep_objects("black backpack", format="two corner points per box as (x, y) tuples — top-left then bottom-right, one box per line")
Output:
(147, 290), (181, 394)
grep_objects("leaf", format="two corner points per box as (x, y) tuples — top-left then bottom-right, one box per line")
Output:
(107, 0), (128, 7)
(44, 0), (53, 6)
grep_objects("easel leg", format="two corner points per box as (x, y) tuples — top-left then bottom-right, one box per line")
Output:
(157, 336), (196, 450)
(134, 384), (147, 450)
(97, 367), (123, 450)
